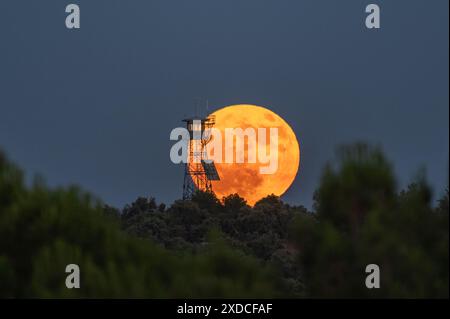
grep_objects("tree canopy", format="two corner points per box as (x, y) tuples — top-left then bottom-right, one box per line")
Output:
(0, 151), (284, 298)
(0, 143), (448, 298)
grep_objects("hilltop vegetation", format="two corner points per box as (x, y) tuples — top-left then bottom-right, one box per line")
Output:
(0, 151), (285, 298)
(0, 144), (448, 298)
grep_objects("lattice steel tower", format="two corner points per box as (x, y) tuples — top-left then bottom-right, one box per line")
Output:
(182, 115), (220, 200)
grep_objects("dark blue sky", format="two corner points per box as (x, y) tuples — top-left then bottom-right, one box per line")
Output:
(0, 1), (448, 209)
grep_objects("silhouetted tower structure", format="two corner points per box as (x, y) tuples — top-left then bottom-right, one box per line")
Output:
(182, 115), (220, 199)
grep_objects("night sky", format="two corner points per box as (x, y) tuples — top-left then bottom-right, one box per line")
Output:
(0, 1), (448, 209)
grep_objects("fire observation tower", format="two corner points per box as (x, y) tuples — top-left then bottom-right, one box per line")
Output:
(182, 115), (220, 200)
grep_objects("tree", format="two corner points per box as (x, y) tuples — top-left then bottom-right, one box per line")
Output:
(293, 144), (449, 298)
(0, 150), (285, 298)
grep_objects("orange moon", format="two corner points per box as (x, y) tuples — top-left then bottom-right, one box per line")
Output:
(206, 104), (300, 205)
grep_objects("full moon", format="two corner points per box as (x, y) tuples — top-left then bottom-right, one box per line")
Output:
(203, 104), (300, 205)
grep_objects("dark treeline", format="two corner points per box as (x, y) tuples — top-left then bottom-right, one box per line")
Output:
(0, 144), (448, 298)
(114, 193), (308, 296)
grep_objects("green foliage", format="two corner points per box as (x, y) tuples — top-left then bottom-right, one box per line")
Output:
(120, 191), (309, 296)
(294, 144), (449, 298)
(1, 142), (448, 298)
(0, 151), (284, 298)
(313, 143), (396, 233)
